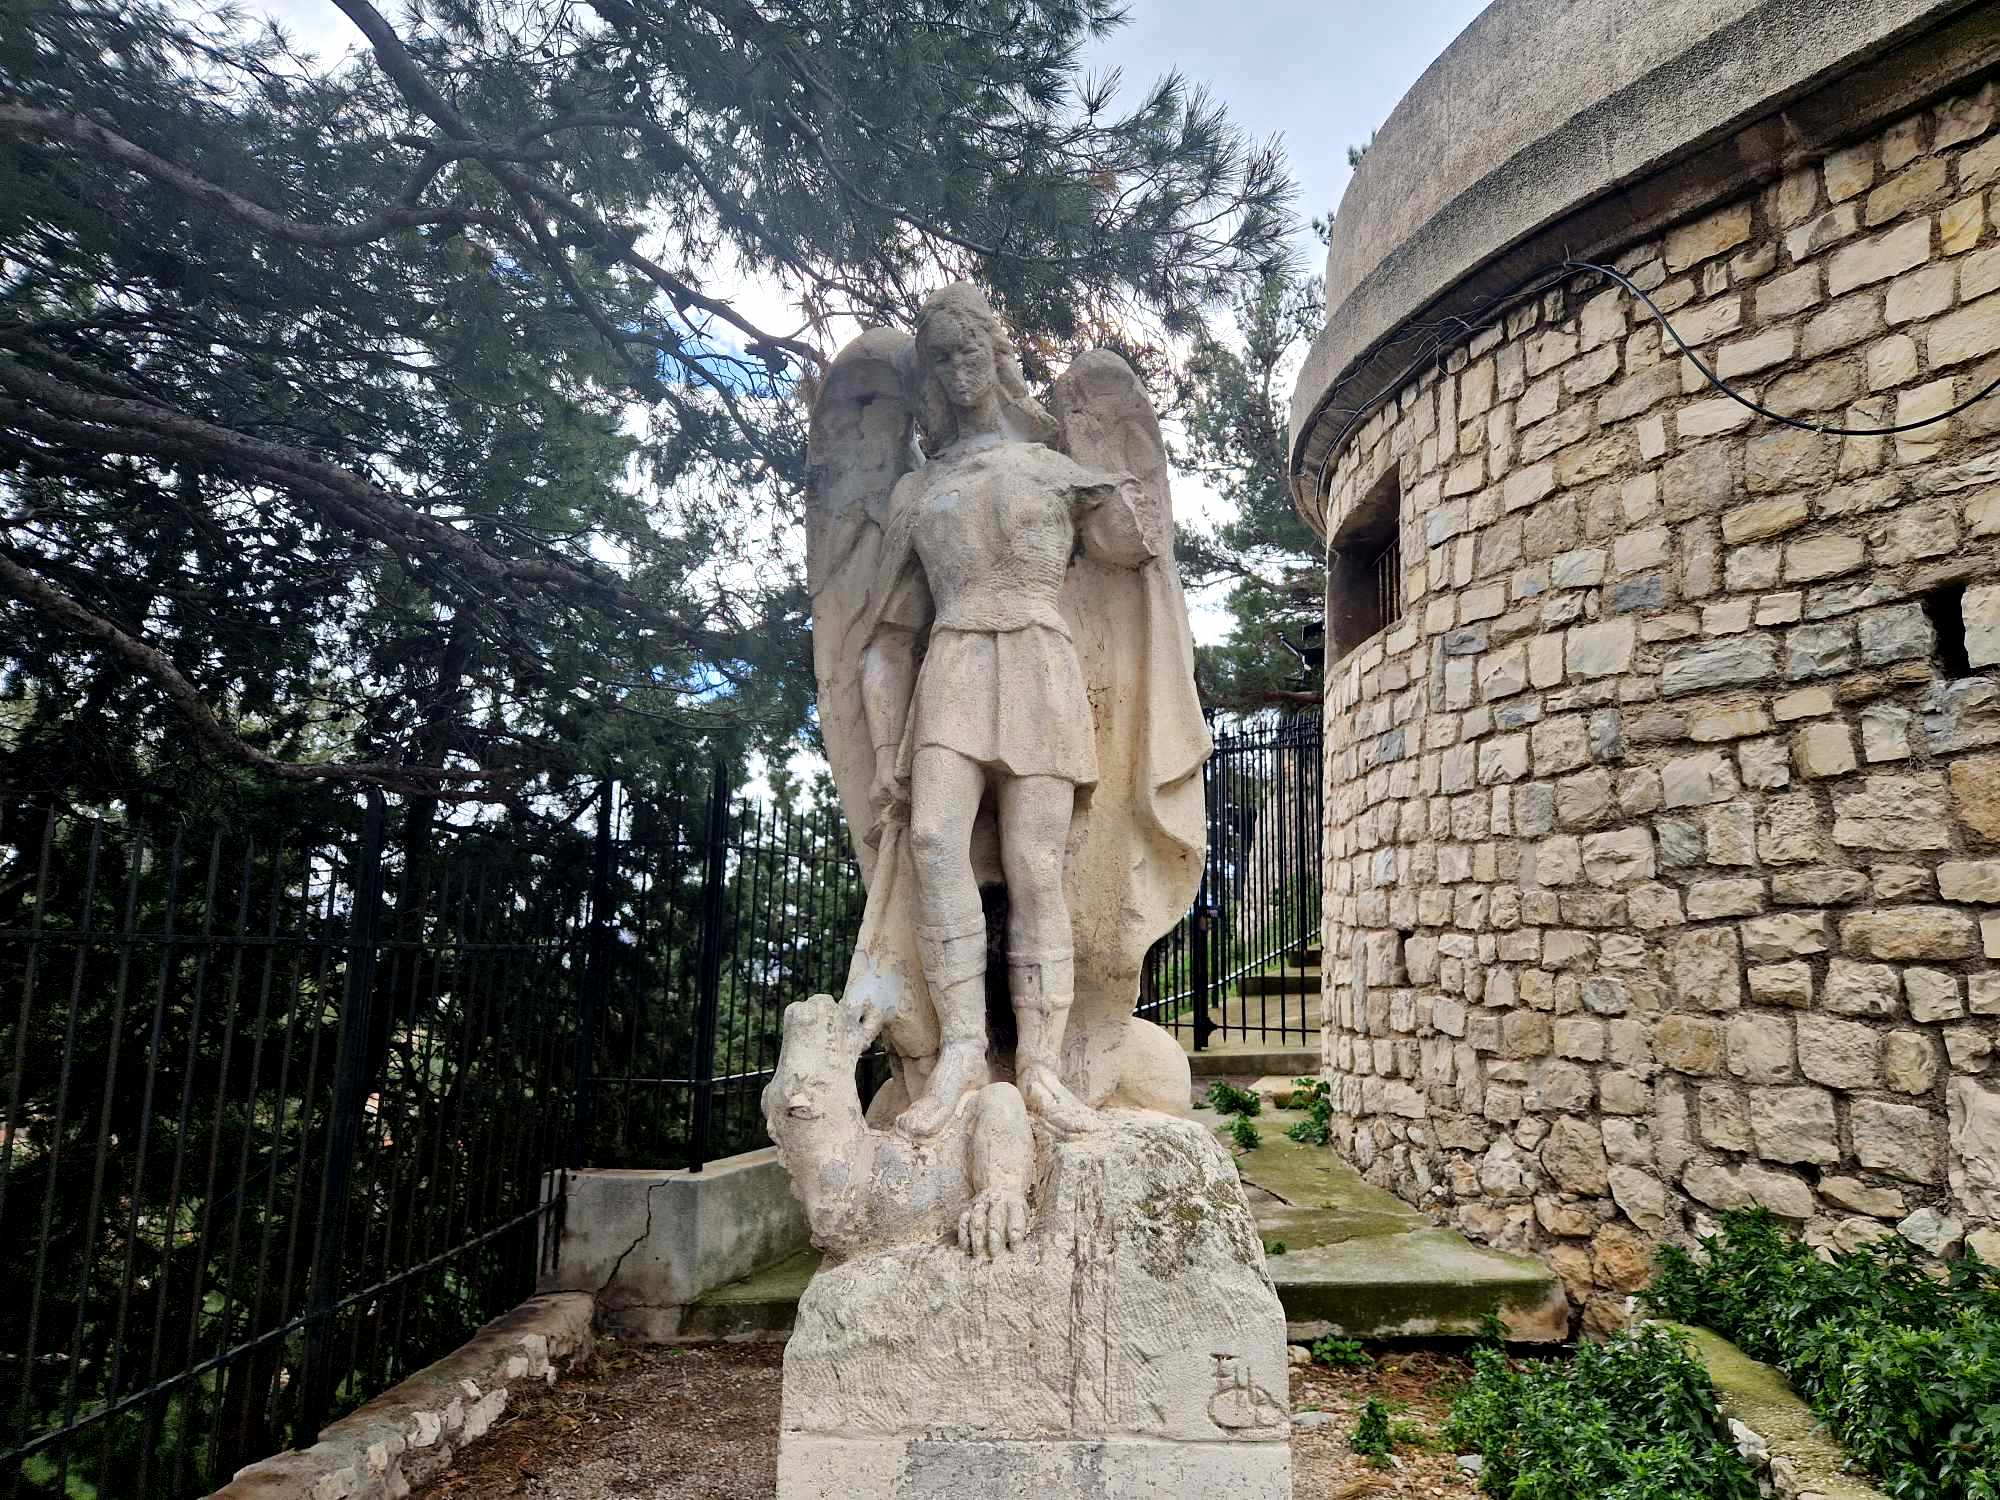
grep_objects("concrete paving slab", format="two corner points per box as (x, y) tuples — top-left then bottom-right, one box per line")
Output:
(671, 1109), (1569, 1348)
(1218, 1108), (1569, 1343)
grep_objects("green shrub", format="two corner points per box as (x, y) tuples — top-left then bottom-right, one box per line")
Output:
(1444, 1323), (1762, 1500)
(1309, 1335), (1369, 1368)
(1227, 1115), (1261, 1152)
(1285, 1076), (1333, 1146)
(1206, 1080), (1261, 1116)
(1641, 1207), (2000, 1500)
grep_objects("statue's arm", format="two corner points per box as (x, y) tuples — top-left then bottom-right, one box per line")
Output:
(1072, 468), (1159, 569)
(860, 559), (928, 814)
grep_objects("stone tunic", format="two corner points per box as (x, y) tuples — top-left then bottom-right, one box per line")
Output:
(884, 441), (1152, 786)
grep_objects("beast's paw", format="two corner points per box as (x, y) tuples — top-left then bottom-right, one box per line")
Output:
(957, 1187), (1027, 1260)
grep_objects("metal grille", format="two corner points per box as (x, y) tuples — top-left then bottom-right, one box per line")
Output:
(1138, 716), (1325, 1050)
(1373, 533), (1403, 627)
(0, 796), (583, 1498)
(4, 726), (1321, 1493)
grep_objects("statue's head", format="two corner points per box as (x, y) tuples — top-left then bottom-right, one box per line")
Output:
(909, 283), (1057, 453)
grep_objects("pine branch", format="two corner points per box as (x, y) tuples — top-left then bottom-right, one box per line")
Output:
(0, 548), (514, 796)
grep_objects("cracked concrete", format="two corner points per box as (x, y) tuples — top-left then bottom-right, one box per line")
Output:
(542, 1148), (811, 1341)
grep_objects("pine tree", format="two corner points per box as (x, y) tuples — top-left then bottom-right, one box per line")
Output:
(0, 0), (1292, 813)
(1174, 263), (1324, 715)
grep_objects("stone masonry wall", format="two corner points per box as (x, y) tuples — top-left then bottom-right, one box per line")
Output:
(1318, 79), (2000, 1331)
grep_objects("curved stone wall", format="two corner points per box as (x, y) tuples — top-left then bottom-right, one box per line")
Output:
(1314, 76), (2000, 1327)
(1290, 0), (1999, 525)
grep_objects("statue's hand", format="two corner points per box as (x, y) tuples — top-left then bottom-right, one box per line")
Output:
(957, 1187), (1027, 1260)
(869, 744), (908, 816)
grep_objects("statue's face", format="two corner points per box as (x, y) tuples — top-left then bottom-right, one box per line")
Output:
(925, 313), (997, 412)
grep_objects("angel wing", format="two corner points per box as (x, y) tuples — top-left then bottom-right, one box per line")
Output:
(1051, 351), (1212, 1019)
(805, 327), (917, 882)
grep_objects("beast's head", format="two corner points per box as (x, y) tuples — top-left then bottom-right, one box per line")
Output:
(761, 993), (870, 1146)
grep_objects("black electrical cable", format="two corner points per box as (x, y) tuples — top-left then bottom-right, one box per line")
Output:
(1567, 256), (2000, 437)
(1308, 250), (2000, 497)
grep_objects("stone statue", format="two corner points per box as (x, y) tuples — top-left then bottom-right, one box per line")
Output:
(798, 283), (1211, 1152)
(765, 285), (1289, 1499)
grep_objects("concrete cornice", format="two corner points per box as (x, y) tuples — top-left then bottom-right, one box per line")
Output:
(1289, 0), (2000, 537)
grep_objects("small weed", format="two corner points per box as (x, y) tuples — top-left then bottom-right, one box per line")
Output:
(1227, 1115), (1261, 1152)
(1388, 1416), (1431, 1450)
(1309, 1335), (1369, 1369)
(1350, 1396), (1393, 1466)
(1263, 1238), (1287, 1257)
(1206, 1080), (1261, 1116)
(1284, 1075), (1333, 1146)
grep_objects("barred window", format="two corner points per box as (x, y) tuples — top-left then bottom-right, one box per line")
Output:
(1327, 467), (1403, 663)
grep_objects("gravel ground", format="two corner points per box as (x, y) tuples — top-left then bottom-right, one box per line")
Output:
(429, 1341), (1483, 1498)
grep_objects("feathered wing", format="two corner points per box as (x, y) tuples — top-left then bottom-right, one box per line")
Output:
(804, 328), (941, 1071)
(806, 327), (917, 881)
(1050, 351), (1213, 1024)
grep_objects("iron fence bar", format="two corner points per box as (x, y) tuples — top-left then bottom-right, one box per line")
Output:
(688, 760), (729, 1173)
(574, 782), (614, 1167)
(297, 791), (388, 1442)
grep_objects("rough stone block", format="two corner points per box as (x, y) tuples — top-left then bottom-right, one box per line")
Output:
(1949, 1078), (2000, 1218)
(777, 1116), (1289, 1499)
(1662, 750), (1738, 809)
(1680, 1161), (1815, 1220)
(1822, 959), (1900, 1017)
(1952, 753), (2000, 838)
(1793, 722), (1856, 780)
(1968, 582), (2000, 669)
(1567, 618), (1635, 679)
(1851, 1099), (1943, 1183)
(1748, 962), (1812, 1007)
(1832, 773), (1954, 849)
(1840, 906), (1979, 959)
(1883, 1032), (1939, 1095)
(1798, 1016), (1880, 1091)
(1660, 636), (1779, 697)
(1670, 927), (1743, 1012)
(1749, 1087), (1838, 1165)
(1827, 219), (1931, 297)
(1726, 1014), (1795, 1086)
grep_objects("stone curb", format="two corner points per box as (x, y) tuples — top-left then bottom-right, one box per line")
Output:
(211, 1291), (594, 1499)
(1657, 1321), (1888, 1500)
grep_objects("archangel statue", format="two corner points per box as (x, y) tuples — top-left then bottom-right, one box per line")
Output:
(770, 282), (1211, 1250)
(765, 291), (1291, 1495)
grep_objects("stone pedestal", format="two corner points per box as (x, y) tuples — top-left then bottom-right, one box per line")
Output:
(776, 1112), (1291, 1500)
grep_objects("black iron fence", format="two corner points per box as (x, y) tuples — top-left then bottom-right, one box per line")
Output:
(582, 766), (867, 1171)
(1140, 716), (1325, 1050)
(0, 717), (1319, 1495)
(0, 795), (588, 1499)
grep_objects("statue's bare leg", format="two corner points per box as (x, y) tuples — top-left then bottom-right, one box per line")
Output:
(900, 746), (992, 1138)
(999, 774), (1102, 1137)
(957, 1082), (1031, 1259)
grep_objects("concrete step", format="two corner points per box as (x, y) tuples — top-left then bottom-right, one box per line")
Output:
(680, 1246), (818, 1339)
(1295, 947), (1322, 968)
(1219, 1108), (1568, 1343)
(678, 1109), (1569, 1346)
(1188, 1046), (1320, 1078)
(1236, 971), (1320, 997)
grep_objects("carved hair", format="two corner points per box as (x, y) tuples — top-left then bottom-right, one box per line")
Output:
(907, 282), (1059, 454)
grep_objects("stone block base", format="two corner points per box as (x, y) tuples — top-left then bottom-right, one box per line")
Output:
(777, 1112), (1291, 1499)
(776, 1434), (1291, 1499)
